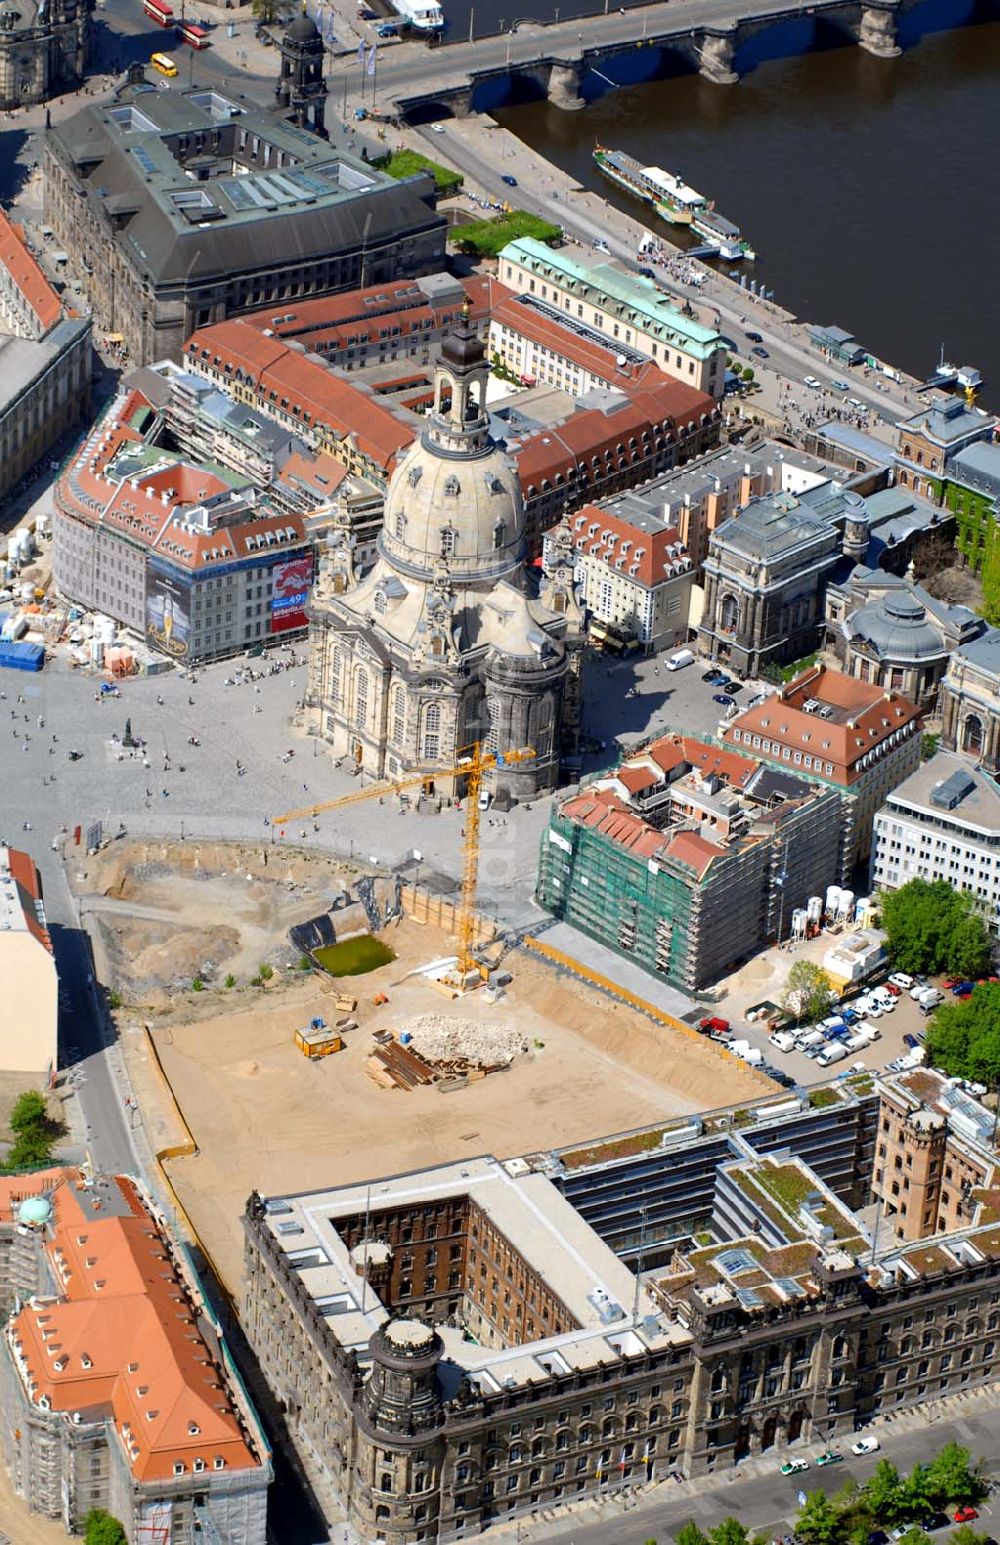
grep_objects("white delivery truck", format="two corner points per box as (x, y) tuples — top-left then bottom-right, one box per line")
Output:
(816, 1043), (848, 1068)
(666, 648), (695, 671)
(917, 987), (944, 1011)
(729, 1039), (764, 1066)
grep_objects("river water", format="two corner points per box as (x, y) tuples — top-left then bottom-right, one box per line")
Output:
(491, 12), (1000, 398)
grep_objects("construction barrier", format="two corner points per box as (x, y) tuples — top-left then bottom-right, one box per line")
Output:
(399, 882), (494, 947)
(521, 935), (775, 1091)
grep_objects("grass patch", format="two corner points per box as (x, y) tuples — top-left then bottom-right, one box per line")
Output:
(562, 1127), (668, 1170)
(809, 1086), (842, 1108)
(751, 1161), (816, 1216)
(376, 148), (463, 194)
(453, 209), (562, 258)
(313, 936), (396, 977)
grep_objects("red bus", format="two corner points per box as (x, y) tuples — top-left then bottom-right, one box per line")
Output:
(177, 19), (210, 46)
(143, 0), (174, 25)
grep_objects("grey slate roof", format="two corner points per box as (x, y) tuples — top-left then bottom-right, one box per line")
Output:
(47, 84), (444, 288)
(948, 441), (1000, 500)
(714, 491), (831, 560)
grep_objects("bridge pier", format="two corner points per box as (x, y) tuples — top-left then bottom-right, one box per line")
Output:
(857, 3), (901, 57)
(447, 88), (474, 118)
(547, 60), (585, 110)
(698, 28), (739, 85)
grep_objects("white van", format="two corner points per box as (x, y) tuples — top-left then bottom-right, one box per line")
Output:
(817, 1043), (848, 1067)
(917, 987), (943, 1009)
(795, 1028), (824, 1052)
(770, 1029), (797, 1053)
(666, 648), (695, 671)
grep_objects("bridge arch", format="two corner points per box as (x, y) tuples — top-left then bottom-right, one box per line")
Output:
(403, 100), (460, 124)
(470, 67), (549, 113)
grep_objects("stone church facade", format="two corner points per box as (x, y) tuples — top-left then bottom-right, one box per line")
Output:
(307, 312), (583, 802)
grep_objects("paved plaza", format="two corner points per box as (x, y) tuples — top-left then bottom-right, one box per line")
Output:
(0, 644), (742, 928)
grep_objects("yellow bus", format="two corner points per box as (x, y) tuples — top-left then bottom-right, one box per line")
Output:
(150, 51), (178, 75)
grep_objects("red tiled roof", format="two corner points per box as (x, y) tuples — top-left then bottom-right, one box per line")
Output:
(9, 1171), (262, 1484)
(238, 274), (493, 356)
(570, 502), (690, 588)
(663, 829), (720, 879)
(0, 210), (61, 335)
(720, 666), (922, 787)
(185, 321), (416, 474)
(5, 846), (52, 952)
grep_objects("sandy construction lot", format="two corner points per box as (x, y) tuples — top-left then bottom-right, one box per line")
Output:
(136, 917), (762, 1292)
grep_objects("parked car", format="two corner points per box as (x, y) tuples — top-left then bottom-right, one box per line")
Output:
(889, 972), (914, 990)
(952, 981), (975, 997)
(637, 266), (655, 279)
(780, 1458), (809, 1475)
(815, 1451), (843, 1467)
(841, 1008), (860, 1024)
(903, 1034), (921, 1049)
(852, 1436), (881, 1456)
(954, 1509), (980, 1524)
(713, 693), (732, 706)
(920, 1516), (950, 1533)
(883, 981), (902, 997)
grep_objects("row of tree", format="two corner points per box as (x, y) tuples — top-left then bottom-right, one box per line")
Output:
(673, 1444), (986, 1545)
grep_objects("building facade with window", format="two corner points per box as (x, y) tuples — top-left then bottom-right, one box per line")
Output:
(43, 81), (446, 365)
(549, 503), (694, 653)
(240, 1069), (1000, 1545)
(871, 752), (1000, 927)
(306, 314), (583, 802)
(720, 665), (923, 875)
(940, 628), (1000, 771)
(0, 1167), (270, 1542)
(53, 384), (312, 664)
(498, 238), (726, 399)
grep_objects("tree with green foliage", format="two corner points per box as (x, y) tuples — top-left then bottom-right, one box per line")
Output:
(84, 1510), (128, 1545)
(925, 983), (1000, 1086)
(880, 878), (991, 978)
(863, 1459), (907, 1524)
(783, 959), (835, 1023)
(950, 1527), (990, 1545)
(676, 1524), (708, 1545)
(922, 732), (940, 761)
(250, 0), (280, 22)
(925, 1444), (983, 1506)
(898, 1465), (934, 1521)
(741, 366), (755, 383)
(6, 1089), (56, 1169)
(796, 1490), (845, 1545)
(454, 210), (562, 258)
(708, 1521), (751, 1545)
(897, 1530), (932, 1545)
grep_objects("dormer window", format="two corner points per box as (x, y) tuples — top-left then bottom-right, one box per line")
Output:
(393, 511), (406, 541)
(440, 527), (457, 557)
(407, 465), (422, 488)
(493, 520), (506, 551)
(443, 475), (461, 497)
(174, 1462), (185, 1476)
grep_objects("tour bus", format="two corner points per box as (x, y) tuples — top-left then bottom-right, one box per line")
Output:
(150, 50), (178, 75)
(143, 0), (173, 24)
(177, 19), (210, 47)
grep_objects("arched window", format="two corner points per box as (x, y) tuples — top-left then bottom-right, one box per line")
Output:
(720, 593), (739, 634)
(440, 527), (456, 557)
(330, 645), (343, 706)
(355, 670), (368, 729)
(374, 590), (387, 616)
(422, 701), (441, 760)
(394, 511), (407, 540)
(493, 520), (506, 551)
(963, 714), (984, 757)
(392, 686), (406, 746)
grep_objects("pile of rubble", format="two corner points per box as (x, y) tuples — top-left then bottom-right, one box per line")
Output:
(401, 1014), (526, 1071)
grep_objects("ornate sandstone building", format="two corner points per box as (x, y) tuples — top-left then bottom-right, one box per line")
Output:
(306, 310), (583, 802)
(0, 0), (90, 110)
(241, 1067), (1000, 1544)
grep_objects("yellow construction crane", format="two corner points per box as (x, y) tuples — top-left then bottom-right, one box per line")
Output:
(272, 741), (535, 982)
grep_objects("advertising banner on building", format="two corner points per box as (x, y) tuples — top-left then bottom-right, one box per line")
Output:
(146, 564), (191, 658)
(270, 554), (313, 634)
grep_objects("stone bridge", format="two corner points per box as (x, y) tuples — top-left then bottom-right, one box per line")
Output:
(379, 0), (911, 119)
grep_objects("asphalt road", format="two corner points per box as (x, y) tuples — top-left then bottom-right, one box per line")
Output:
(516, 1398), (1000, 1544)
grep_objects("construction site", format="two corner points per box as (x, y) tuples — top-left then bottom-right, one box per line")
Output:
(79, 838), (767, 1295)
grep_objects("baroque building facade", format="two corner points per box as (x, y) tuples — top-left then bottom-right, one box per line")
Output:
(0, 0), (90, 109)
(307, 313), (583, 802)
